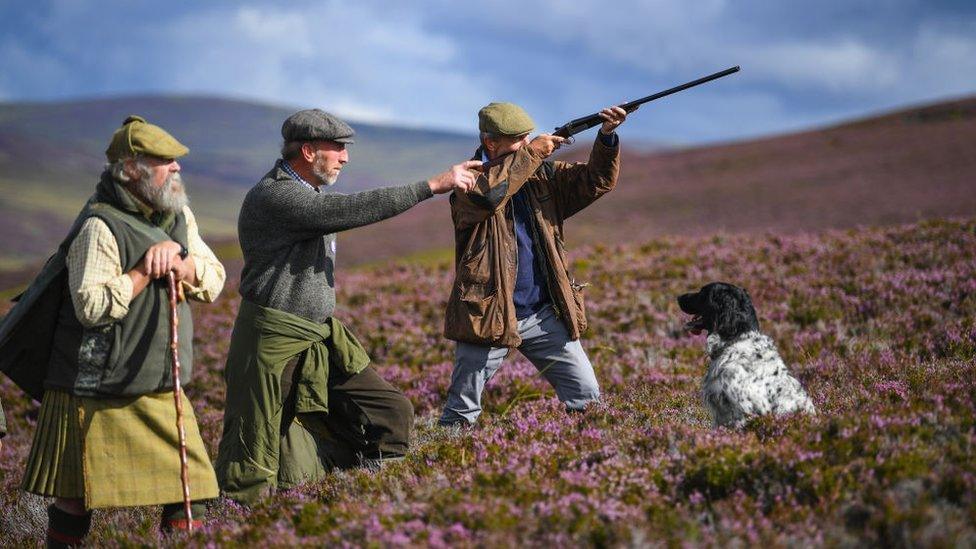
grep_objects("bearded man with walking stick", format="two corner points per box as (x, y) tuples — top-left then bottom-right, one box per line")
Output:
(0, 116), (226, 545)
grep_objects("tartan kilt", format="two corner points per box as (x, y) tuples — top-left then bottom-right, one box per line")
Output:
(23, 389), (218, 509)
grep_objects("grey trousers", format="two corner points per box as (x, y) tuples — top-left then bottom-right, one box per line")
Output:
(439, 306), (601, 425)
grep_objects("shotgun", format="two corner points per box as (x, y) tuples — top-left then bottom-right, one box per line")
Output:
(553, 65), (740, 142)
(475, 66), (740, 171)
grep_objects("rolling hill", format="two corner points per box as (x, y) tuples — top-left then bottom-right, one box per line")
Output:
(0, 95), (475, 269)
(334, 94), (976, 267)
(1, 94), (974, 278)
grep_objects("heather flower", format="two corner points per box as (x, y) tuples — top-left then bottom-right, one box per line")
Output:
(1, 218), (974, 546)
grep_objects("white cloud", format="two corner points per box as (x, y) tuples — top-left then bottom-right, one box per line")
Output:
(164, 1), (973, 140)
(137, 2), (489, 131)
(0, 39), (72, 97)
(907, 20), (976, 99)
(745, 38), (900, 93)
(2, 0), (975, 143)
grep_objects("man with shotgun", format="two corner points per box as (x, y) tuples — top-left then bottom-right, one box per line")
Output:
(438, 102), (628, 425)
(440, 67), (740, 425)
(0, 116), (225, 544)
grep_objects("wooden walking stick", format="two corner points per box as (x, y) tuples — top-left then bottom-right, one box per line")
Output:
(167, 272), (194, 530)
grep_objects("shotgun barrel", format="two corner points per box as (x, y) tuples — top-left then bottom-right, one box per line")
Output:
(553, 65), (740, 139)
(473, 66), (739, 172)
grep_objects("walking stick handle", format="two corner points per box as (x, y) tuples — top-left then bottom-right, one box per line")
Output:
(167, 272), (194, 531)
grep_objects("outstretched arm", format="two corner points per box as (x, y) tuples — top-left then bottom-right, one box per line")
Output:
(258, 161), (478, 240)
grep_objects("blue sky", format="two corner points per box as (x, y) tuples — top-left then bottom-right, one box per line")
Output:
(1, 0), (974, 144)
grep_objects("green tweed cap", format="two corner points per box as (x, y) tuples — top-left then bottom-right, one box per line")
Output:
(478, 102), (535, 136)
(105, 115), (189, 162)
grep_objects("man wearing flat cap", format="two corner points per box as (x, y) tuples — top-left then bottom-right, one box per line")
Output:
(0, 116), (226, 544)
(438, 102), (630, 426)
(214, 108), (480, 504)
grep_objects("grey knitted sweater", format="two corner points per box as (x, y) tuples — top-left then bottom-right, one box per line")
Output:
(238, 162), (434, 323)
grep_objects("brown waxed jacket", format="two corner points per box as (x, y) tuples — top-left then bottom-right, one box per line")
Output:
(443, 135), (620, 347)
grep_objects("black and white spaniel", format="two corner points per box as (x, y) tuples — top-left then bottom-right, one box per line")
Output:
(678, 282), (815, 428)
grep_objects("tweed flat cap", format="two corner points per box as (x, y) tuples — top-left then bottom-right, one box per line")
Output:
(105, 115), (189, 162)
(282, 109), (355, 144)
(478, 102), (535, 136)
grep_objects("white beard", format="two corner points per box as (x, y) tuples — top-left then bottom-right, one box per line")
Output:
(134, 170), (189, 213)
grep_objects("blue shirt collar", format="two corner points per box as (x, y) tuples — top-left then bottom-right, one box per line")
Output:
(278, 159), (317, 192)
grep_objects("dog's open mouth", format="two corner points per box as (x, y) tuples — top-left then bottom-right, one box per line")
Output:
(684, 315), (707, 335)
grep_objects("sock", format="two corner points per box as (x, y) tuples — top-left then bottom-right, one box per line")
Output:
(46, 504), (92, 548)
(160, 501), (207, 531)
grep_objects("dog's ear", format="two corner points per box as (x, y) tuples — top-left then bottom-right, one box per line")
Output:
(738, 288), (760, 332)
(714, 287), (759, 339)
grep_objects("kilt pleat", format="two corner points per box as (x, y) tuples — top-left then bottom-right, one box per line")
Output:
(22, 390), (85, 498)
(22, 389), (218, 509)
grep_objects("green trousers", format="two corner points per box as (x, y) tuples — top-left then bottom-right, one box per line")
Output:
(214, 300), (413, 504)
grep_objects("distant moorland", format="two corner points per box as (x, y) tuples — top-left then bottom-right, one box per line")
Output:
(1, 94), (974, 279)
(0, 95), (474, 270)
(337, 94), (976, 269)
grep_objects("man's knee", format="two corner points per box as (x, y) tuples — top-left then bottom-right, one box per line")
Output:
(371, 390), (413, 456)
(581, 375), (601, 399)
(562, 375), (600, 411)
(392, 392), (414, 431)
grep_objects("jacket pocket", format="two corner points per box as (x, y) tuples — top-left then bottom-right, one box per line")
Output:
(460, 282), (495, 316)
(75, 325), (114, 394)
(457, 282), (504, 339)
(459, 237), (490, 284)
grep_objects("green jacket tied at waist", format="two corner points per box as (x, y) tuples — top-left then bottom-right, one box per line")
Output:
(215, 299), (369, 503)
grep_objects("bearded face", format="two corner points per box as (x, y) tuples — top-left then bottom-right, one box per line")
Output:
(119, 157), (188, 213)
(310, 149), (341, 186)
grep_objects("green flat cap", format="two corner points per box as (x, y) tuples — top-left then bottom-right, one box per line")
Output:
(282, 109), (355, 144)
(105, 115), (189, 162)
(478, 102), (535, 136)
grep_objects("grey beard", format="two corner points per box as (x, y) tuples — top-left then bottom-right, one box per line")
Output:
(311, 158), (339, 186)
(133, 169), (189, 213)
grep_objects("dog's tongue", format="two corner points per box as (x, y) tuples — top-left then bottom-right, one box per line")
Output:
(684, 316), (705, 335)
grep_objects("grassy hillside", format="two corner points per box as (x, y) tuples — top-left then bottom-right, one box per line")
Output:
(332, 95), (976, 268)
(2, 94), (974, 274)
(583, 95), (976, 237)
(0, 95), (475, 268)
(1, 217), (973, 546)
